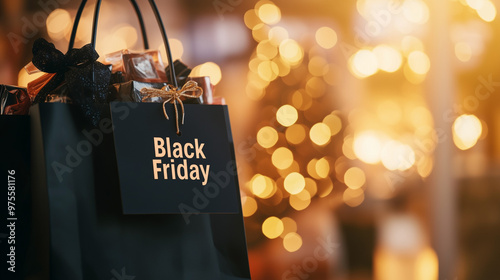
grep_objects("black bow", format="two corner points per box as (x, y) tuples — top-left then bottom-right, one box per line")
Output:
(31, 38), (111, 126)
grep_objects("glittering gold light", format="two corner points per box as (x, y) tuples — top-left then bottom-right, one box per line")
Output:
(194, 62), (222, 85)
(257, 40), (278, 60)
(304, 177), (318, 197)
(408, 51), (430, 75)
(315, 158), (330, 179)
(291, 90), (313, 111)
(268, 26), (289, 46)
(251, 174), (276, 199)
(342, 136), (357, 160)
(410, 106), (433, 128)
(257, 126), (279, 148)
(307, 159), (320, 179)
(343, 188), (364, 207)
(373, 45), (402, 73)
(258, 3), (281, 25)
(244, 9), (260, 29)
(257, 60), (279, 81)
(415, 247), (439, 280)
(262, 216), (284, 239)
(283, 232), (303, 252)
(380, 141), (416, 171)
(466, 0), (486, 9)
(344, 167), (366, 190)
(305, 77), (326, 98)
(46, 9), (71, 41)
(284, 172), (306, 194)
(309, 123), (331, 146)
(353, 131), (385, 164)
(277, 104), (299, 127)
(317, 178), (334, 198)
(272, 147), (294, 170)
(417, 156), (433, 178)
(279, 39), (304, 65)
(350, 50), (378, 78)
(280, 217), (298, 237)
(403, 0), (430, 24)
(315, 26), (337, 49)
(322, 114), (342, 136)
(289, 189), (311, 210)
(285, 124), (307, 145)
(242, 196), (258, 217)
(308, 56), (329, 76)
(159, 38), (183, 61)
(252, 23), (271, 42)
(453, 114), (482, 150)
(476, 0), (496, 22)
(401, 36), (425, 56)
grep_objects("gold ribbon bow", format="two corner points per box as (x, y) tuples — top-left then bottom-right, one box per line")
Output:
(141, 80), (203, 135)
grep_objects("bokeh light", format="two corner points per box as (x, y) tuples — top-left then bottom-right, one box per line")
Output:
(280, 217), (298, 237)
(279, 39), (304, 65)
(283, 232), (303, 252)
(251, 174), (276, 199)
(285, 124), (307, 144)
(381, 141), (416, 171)
(350, 50), (378, 78)
(262, 216), (284, 239)
(289, 189), (312, 210)
(257, 3), (281, 25)
(344, 167), (366, 190)
(192, 62), (222, 85)
(257, 126), (279, 148)
(322, 114), (342, 136)
(353, 130), (386, 164)
(453, 114), (482, 150)
(277, 104), (299, 127)
(284, 172), (306, 194)
(373, 45), (403, 73)
(403, 0), (430, 24)
(46, 9), (71, 41)
(343, 188), (365, 207)
(315, 27), (338, 49)
(272, 147), (294, 169)
(242, 196), (258, 217)
(309, 123), (331, 146)
(268, 26), (289, 46)
(408, 51), (431, 75)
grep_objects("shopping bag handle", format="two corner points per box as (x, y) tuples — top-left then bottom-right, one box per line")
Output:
(68, 0), (148, 50)
(68, 0), (178, 88)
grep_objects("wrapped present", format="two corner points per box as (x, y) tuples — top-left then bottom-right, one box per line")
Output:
(110, 80), (167, 102)
(105, 49), (167, 83)
(28, 38), (111, 125)
(0, 85), (31, 115)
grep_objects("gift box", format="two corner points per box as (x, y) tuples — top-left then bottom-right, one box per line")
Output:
(105, 49), (168, 83)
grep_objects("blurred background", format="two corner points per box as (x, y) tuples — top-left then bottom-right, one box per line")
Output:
(2, 0), (500, 279)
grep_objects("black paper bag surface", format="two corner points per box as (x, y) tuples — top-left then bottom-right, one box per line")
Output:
(28, 103), (251, 280)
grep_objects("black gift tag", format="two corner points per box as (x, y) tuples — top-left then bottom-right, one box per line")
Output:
(110, 102), (241, 215)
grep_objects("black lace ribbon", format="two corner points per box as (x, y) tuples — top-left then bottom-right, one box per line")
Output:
(32, 38), (111, 125)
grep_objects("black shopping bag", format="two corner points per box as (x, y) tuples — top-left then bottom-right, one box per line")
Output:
(29, 103), (251, 280)
(0, 116), (31, 280)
